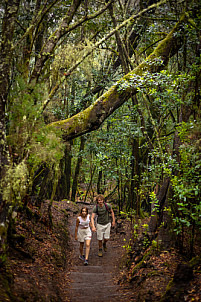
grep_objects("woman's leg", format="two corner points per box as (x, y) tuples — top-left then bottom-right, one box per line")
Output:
(85, 239), (91, 260)
(79, 242), (84, 256)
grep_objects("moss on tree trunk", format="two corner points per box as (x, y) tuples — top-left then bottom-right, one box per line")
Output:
(48, 14), (186, 141)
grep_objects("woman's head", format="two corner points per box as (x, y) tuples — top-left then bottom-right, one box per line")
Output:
(80, 207), (88, 215)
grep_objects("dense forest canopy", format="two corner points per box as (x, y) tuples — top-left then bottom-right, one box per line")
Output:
(0, 0), (200, 261)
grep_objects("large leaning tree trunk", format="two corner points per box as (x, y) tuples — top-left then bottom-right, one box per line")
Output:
(48, 14), (186, 141)
(0, 0), (21, 252)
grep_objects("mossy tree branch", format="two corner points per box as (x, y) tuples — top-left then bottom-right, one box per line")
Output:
(42, 0), (168, 111)
(48, 14), (186, 141)
(29, 0), (115, 84)
(13, 0), (60, 51)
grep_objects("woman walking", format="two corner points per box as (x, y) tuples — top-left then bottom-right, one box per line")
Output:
(75, 207), (92, 265)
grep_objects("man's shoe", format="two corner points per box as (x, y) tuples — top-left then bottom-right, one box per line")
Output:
(79, 255), (85, 261)
(98, 249), (103, 257)
(84, 259), (88, 266)
(103, 242), (107, 252)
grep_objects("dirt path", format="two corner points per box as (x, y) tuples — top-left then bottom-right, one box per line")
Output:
(68, 203), (134, 302)
(4, 200), (200, 302)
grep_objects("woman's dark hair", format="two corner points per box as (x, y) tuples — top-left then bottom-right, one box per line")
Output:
(80, 207), (88, 215)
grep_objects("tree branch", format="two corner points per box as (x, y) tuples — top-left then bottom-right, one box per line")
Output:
(13, 0), (59, 50)
(29, 0), (115, 84)
(48, 13), (186, 141)
(42, 0), (168, 111)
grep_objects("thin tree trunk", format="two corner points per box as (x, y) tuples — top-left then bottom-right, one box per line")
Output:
(84, 166), (96, 202)
(48, 167), (59, 228)
(129, 139), (135, 210)
(108, 4), (130, 74)
(190, 220), (195, 259)
(56, 142), (72, 200)
(71, 136), (86, 202)
(148, 177), (170, 236)
(0, 0), (21, 252)
(65, 142), (72, 200)
(97, 170), (103, 194)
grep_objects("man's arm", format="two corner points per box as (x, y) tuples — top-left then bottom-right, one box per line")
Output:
(111, 209), (115, 227)
(91, 212), (97, 232)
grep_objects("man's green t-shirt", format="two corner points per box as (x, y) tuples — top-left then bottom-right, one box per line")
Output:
(92, 203), (112, 225)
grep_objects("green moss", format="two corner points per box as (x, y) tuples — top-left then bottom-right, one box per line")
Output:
(25, 206), (34, 219)
(0, 262), (19, 302)
(159, 279), (175, 302)
(189, 254), (201, 268)
(147, 270), (163, 277)
(130, 248), (152, 277)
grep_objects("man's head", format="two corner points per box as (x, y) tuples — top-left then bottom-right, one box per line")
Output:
(96, 194), (105, 206)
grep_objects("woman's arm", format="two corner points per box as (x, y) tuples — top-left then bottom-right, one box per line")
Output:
(75, 218), (79, 240)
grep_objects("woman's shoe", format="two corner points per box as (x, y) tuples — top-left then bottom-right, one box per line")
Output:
(84, 259), (88, 265)
(79, 255), (85, 261)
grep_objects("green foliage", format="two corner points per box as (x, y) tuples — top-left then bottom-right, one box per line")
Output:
(2, 0), (200, 256)
(171, 121), (201, 233)
(7, 76), (65, 167)
(51, 40), (96, 81)
(2, 160), (30, 206)
(122, 238), (132, 252)
(28, 128), (64, 168)
(0, 253), (7, 265)
(120, 209), (136, 221)
(7, 77), (48, 157)
(149, 191), (160, 214)
(5, 76), (65, 209)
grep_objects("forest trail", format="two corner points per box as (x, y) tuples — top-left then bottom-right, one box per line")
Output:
(68, 203), (133, 302)
(3, 200), (200, 302)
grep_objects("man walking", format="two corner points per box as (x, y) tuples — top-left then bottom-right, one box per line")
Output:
(91, 194), (115, 257)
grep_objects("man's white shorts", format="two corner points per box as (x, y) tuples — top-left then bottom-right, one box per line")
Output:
(96, 222), (111, 241)
(78, 227), (92, 242)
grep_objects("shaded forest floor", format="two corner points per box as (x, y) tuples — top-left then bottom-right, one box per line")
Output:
(0, 199), (201, 301)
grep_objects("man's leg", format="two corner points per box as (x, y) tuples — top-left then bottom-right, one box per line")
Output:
(97, 224), (104, 257)
(98, 240), (103, 249)
(98, 240), (103, 256)
(103, 223), (111, 252)
(103, 238), (109, 252)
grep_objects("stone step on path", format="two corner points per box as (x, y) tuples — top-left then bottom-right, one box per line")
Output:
(70, 293), (120, 302)
(69, 269), (123, 301)
(68, 204), (132, 302)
